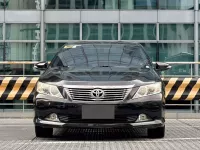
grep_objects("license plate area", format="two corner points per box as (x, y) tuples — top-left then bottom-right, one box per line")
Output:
(82, 105), (115, 119)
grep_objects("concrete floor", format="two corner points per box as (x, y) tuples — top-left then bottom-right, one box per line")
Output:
(0, 119), (200, 149)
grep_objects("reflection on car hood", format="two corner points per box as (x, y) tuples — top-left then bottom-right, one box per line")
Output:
(39, 67), (161, 87)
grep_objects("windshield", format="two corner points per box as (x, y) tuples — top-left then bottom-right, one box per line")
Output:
(50, 43), (151, 70)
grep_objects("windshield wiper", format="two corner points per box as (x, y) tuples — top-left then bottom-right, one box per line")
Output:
(98, 65), (111, 67)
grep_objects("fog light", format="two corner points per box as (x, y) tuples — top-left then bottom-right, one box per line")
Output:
(136, 114), (149, 122)
(45, 113), (59, 122)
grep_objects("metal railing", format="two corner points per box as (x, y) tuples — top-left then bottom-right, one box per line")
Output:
(157, 62), (199, 78)
(0, 61), (41, 77)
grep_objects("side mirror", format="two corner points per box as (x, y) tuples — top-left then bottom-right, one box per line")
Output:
(34, 61), (48, 70)
(155, 62), (171, 71)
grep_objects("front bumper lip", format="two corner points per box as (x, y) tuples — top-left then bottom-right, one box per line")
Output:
(35, 118), (164, 128)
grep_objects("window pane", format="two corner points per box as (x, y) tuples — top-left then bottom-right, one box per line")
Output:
(83, 0), (118, 9)
(0, 43), (3, 61)
(5, 43), (40, 61)
(121, 24), (156, 40)
(6, 24), (40, 40)
(159, 24), (194, 40)
(0, 64), (40, 75)
(0, 1), (4, 9)
(5, 0), (40, 9)
(159, 43), (194, 75)
(46, 24), (80, 40)
(159, 43), (194, 62)
(0, 24), (2, 40)
(198, 25), (200, 40)
(199, 44), (200, 75)
(120, 0), (157, 9)
(141, 43), (157, 62)
(83, 24), (118, 40)
(46, 0), (82, 9)
(159, 0), (194, 10)
(46, 43), (65, 61)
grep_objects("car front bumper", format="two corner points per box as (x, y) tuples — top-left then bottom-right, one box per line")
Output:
(34, 93), (165, 128)
(35, 118), (164, 128)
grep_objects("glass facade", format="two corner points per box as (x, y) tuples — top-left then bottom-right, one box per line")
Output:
(0, 0), (196, 10)
(0, 43), (3, 61)
(159, 0), (194, 10)
(46, 43), (66, 61)
(2, 23), (41, 64)
(5, 0), (40, 9)
(141, 43), (157, 62)
(0, 20), (197, 76)
(121, 24), (156, 40)
(5, 43), (40, 61)
(44, 0), (195, 10)
(82, 24), (118, 40)
(46, 0), (118, 9)
(0, 64), (40, 75)
(46, 0), (82, 9)
(159, 43), (194, 76)
(0, 24), (2, 40)
(6, 24), (40, 40)
(46, 24), (80, 40)
(120, 0), (157, 9)
(159, 43), (194, 62)
(159, 24), (194, 40)
(83, 0), (118, 9)
(45, 0), (159, 10)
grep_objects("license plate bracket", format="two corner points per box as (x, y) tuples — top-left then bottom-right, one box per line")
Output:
(82, 105), (115, 119)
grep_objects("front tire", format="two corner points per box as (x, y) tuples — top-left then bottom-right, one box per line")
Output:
(148, 126), (165, 138)
(35, 126), (53, 137)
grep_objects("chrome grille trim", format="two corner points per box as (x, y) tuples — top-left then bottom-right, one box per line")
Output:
(63, 85), (134, 89)
(66, 87), (132, 101)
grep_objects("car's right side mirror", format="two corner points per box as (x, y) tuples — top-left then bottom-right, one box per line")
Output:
(155, 62), (171, 71)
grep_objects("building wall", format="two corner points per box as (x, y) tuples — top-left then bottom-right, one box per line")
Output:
(0, 0), (199, 76)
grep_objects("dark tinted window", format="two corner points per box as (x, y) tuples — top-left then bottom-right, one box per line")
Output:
(51, 43), (150, 69)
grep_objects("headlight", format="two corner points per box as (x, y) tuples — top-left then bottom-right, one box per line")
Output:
(133, 82), (161, 99)
(36, 82), (63, 98)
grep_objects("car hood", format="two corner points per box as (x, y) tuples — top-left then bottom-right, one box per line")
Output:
(39, 67), (161, 87)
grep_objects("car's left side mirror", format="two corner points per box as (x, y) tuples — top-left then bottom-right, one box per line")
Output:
(155, 62), (171, 71)
(34, 61), (48, 71)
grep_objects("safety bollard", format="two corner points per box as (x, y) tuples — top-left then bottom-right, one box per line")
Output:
(194, 100), (199, 113)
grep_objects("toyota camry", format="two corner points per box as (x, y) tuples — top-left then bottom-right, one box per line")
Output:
(33, 42), (170, 138)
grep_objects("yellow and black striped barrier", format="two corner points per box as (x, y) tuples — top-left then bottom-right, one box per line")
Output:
(0, 77), (200, 101)
(0, 77), (38, 101)
(163, 78), (200, 101)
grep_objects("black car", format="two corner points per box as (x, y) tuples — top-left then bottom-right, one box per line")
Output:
(33, 42), (170, 138)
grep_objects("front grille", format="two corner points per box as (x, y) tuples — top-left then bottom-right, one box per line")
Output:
(67, 88), (131, 101)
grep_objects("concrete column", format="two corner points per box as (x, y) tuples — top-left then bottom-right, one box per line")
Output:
(194, 0), (199, 76)
(194, 0), (199, 113)
(80, 23), (82, 41)
(194, 100), (199, 113)
(40, 0), (45, 61)
(118, 23), (120, 41)
(98, 24), (103, 40)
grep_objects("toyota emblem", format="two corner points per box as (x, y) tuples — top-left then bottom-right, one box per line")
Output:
(91, 89), (105, 99)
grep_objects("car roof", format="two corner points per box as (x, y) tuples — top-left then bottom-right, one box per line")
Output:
(63, 41), (143, 47)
